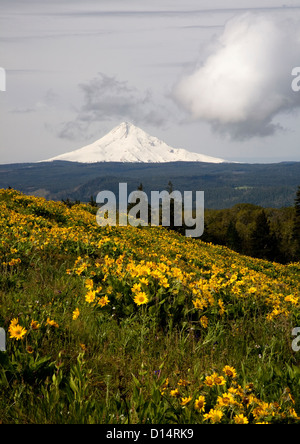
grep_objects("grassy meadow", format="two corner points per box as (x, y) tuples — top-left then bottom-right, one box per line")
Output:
(1, 188), (300, 424)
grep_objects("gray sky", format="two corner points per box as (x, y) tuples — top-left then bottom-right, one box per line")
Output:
(1, 0), (300, 163)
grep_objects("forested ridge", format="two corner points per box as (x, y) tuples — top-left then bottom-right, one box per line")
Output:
(171, 185), (300, 264)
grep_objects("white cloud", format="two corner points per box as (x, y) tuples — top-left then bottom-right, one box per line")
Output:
(173, 12), (300, 139)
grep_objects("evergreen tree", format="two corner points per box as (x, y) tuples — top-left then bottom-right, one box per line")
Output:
(128, 182), (150, 224)
(165, 180), (175, 231)
(200, 220), (211, 243)
(292, 185), (300, 258)
(166, 180), (174, 194)
(249, 210), (278, 261)
(226, 220), (242, 252)
(89, 195), (97, 207)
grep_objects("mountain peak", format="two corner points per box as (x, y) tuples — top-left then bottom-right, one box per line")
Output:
(111, 121), (137, 138)
(42, 122), (227, 164)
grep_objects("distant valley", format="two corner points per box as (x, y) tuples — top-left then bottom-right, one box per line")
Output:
(0, 160), (299, 209)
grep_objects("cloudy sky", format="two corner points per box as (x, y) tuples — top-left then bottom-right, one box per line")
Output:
(1, 0), (300, 163)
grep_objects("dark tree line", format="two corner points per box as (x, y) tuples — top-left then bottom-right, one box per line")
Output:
(201, 186), (300, 263)
(62, 183), (300, 264)
(163, 183), (300, 264)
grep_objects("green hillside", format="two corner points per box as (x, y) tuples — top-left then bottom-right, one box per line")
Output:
(1, 189), (300, 424)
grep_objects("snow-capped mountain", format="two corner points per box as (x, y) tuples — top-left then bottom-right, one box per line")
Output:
(43, 122), (227, 163)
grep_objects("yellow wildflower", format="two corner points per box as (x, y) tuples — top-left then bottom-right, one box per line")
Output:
(106, 285), (113, 295)
(180, 396), (192, 406)
(204, 375), (215, 388)
(234, 414), (249, 424)
(8, 258), (21, 266)
(248, 287), (257, 294)
(72, 308), (80, 320)
(85, 290), (96, 304)
(30, 320), (41, 330)
(85, 278), (94, 290)
(217, 392), (235, 407)
(223, 365), (237, 379)
(98, 296), (110, 307)
(213, 373), (226, 386)
(160, 378), (169, 395)
(171, 268), (183, 280)
(218, 299), (225, 315)
(9, 324), (27, 341)
(159, 277), (170, 288)
(252, 402), (270, 420)
(200, 316), (208, 328)
(192, 299), (205, 310)
(288, 408), (300, 419)
(75, 263), (87, 276)
(178, 378), (190, 387)
(284, 294), (298, 305)
(8, 318), (19, 332)
(133, 291), (149, 306)
(170, 389), (180, 398)
(194, 395), (206, 412)
(131, 283), (142, 293)
(204, 408), (223, 423)
(46, 318), (59, 328)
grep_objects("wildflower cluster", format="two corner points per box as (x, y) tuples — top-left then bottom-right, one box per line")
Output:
(161, 366), (299, 424)
(68, 220), (300, 329)
(1, 189), (300, 424)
